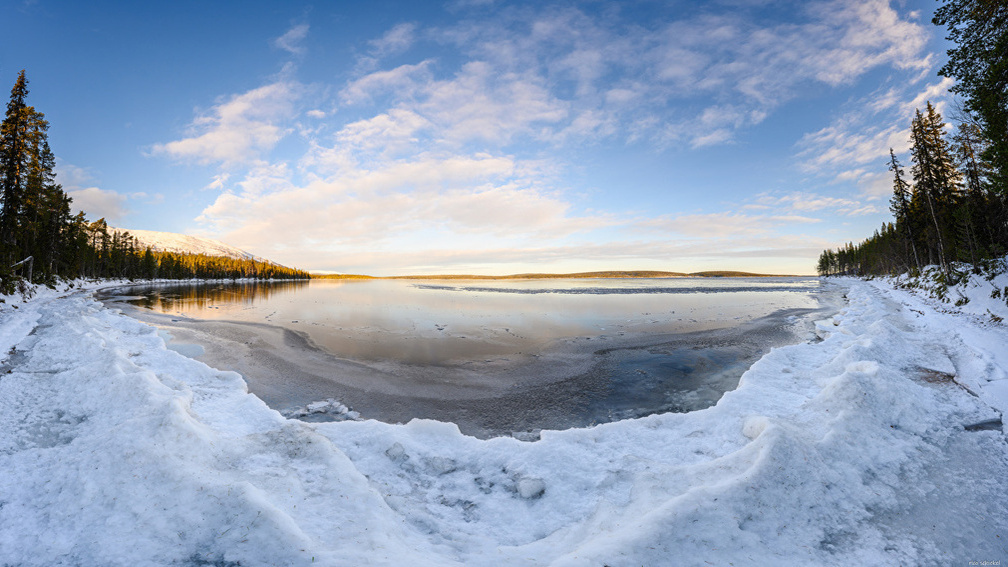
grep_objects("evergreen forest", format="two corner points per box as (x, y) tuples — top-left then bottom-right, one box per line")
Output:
(0, 70), (308, 294)
(818, 1), (1007, 279)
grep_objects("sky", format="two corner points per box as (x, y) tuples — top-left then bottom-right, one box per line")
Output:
(1, 0), (956, 276)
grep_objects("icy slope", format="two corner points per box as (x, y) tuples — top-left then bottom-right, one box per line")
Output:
(0, 279), (1005, 566)
(113, 227), (263, 261)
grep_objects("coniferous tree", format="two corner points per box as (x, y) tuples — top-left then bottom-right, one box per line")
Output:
(0, 70), (31, 265)
(818, 7), (1008, 281)
(934, 0), (1008, 193)
(888, 148), (920, 271)
(0, 70), (310, 288)
(909, 103), (963, 275)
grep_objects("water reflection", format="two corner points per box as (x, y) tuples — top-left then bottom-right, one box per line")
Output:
(122, 280), (310, 314)
(112, 277), (822, 367)
(104, 277), (833, 437)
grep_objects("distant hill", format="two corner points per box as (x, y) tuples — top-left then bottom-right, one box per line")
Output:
(113, 228), (263, 262)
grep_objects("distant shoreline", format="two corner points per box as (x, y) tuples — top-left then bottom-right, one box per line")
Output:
(310, 270), (809, 280)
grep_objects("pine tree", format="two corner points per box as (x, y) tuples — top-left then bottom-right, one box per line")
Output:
(0, 70), (31, 265)
(888, 148), (920, 271)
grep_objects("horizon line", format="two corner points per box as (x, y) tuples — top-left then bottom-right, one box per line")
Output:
(307, 269), (814, 280)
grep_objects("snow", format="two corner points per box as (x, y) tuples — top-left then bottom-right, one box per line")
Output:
(113, 227), (263, 261)
(0, 276), (1006, 565)
(879, 265), (1008, 414)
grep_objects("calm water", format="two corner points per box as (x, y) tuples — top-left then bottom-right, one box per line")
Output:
(103, 277), (834, 437)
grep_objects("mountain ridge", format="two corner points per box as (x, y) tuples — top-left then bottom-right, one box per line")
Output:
(112, 228), (265, 262)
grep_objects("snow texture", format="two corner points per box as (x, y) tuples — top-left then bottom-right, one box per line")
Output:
(0, 277), (1006, 566)
(113, 227), (263, 262)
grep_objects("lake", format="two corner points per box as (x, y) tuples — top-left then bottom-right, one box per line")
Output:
(100, 277), (839, 438)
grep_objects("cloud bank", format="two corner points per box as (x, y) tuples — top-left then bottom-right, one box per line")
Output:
(152, 0), (943, 274)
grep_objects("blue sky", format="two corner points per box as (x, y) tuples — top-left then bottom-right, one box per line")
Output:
(2, 0), (955, 275)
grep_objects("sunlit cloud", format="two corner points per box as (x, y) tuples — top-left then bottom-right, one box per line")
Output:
(151, 81), (302, 165)
(68, 187), (129, 223)
(54, 160), (95, 189)
(150, 0), (938, 274)
(196, 153), (605, 251)
(334, 109), (431, 156)
(274, 234), (832, 276)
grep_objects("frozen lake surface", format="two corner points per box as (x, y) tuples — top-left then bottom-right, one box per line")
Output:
(101, 277), (838, 437)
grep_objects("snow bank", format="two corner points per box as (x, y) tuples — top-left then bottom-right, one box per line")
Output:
(885, 261), (1008, 322)
(879, 263), (1008, 414)
(0, 279), (1005, 565)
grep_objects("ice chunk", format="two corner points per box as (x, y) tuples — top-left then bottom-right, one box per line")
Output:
(385, 442), (406, 461)
(428, 456), (457, 475)
(516, 477), (545, 499)
(742, 415), (770, 440)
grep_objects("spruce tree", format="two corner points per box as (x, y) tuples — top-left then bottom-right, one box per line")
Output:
(910, 103), (963, 274)
(910, 108), (947, 272)
(0, 70), (31, 265)
(934, 0), (1008, 192)
(888, 148), (920, 271)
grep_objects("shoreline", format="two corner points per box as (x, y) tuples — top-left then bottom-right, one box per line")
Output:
(99, 279), (843, 438)
(314, 270), (813, 280)
(3, 275), (1007, 564)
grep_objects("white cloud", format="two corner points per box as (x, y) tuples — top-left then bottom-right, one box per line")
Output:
(640, 212), (820, 238)
(340, 60), (434, 105)
(354, 23), (420, 73)
(151, 81), (301, 165)
(302, 235), (829, 276)
(129, 191), (164, 205)
(149, 2), (940, 275)
(274, 24), (309, 55)
(418, 62), (568, 144)
(196, 151), (612, 261)
(756, 192), (880, 216)
(204, 173), (230, 192)
(796, 78), (955, 199)
(425, 0), (931, 149)
(334, 109), (431, 155)
(68, 187), (129, 223)
(901, 77), (956, 117)
(369, 23), (416, 58)
(54, 161), (94, 189)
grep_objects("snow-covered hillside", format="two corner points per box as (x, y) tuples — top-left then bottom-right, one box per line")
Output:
(113, 228), (262, 261)
(0, 276), (1005, 565)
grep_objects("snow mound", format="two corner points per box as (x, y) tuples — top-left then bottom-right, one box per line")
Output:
(0, 280), (1006, 565)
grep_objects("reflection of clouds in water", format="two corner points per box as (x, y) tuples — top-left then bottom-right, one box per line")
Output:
(104, 278), (841, 437)
(113, 278), (822, 367)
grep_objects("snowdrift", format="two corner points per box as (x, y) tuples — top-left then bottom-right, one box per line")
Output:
(0, 278), (1005, 565)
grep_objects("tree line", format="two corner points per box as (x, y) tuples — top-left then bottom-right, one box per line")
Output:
(818, 0), (1007, 279)
(0, 70), (308, 293)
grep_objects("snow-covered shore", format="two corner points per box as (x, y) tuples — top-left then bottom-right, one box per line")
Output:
(0, 277), (1006, 566)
